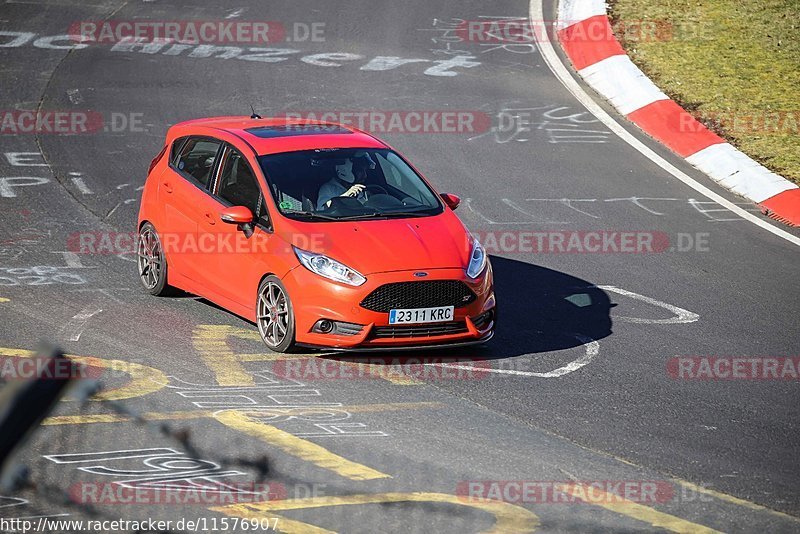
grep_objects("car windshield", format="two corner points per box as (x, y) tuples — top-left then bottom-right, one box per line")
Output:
(258, 148), (443, 221)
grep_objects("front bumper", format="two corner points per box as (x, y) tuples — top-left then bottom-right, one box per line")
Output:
(283, 264), (495, 350)
(296, 330), (495, 352)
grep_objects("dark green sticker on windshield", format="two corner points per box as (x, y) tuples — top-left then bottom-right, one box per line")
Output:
(279, 201), (293, 210)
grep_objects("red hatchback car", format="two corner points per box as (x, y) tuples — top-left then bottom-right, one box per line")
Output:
(137, 117), (495, 352)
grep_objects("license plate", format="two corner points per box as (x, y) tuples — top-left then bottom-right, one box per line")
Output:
(389, 306), (454, 324)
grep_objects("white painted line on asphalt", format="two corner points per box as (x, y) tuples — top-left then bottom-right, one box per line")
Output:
(44, 448), (181, 464)
(465, 197), (536, 225)
(424, 334), (599, 378)
(106, 201), (122, 219)
(599, 285), (700, 324)
(63, 306), (103, 341)
(69, 173), (93, 194)
(51, 251), (92, 268)
(529, 0), (800, 247)
(0, 176), (50, 197)
(501, 198), (571, 224)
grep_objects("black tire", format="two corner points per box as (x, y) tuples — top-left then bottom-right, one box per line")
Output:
(137, 222), (174, 296)
(256, 275), (296, 353)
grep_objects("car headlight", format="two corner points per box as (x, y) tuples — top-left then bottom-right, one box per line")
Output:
(466, 238), (487, 279)
(293, 246), (366, 286)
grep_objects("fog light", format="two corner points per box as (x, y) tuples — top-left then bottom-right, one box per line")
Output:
(472, 309), (495, 330)
(317, 319), (334, 333)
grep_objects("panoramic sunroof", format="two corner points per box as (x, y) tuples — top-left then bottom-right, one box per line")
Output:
(245, 124), (353, 138)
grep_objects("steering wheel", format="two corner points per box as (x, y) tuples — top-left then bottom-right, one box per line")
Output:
(362, 184), (389, 200)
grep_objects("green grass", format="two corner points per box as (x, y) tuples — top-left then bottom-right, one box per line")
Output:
(609, 0), (800, 184)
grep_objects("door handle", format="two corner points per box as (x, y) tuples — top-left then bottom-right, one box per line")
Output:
(162, 181), (173, 193)
(204, 212), (216, 225)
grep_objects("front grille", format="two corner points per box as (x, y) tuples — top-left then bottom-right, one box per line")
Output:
(360, 281), (476, 312)
(371, 322), (469, 339)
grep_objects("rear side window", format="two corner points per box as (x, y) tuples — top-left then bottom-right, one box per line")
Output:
(175, 138), (221, 187)
(170, 136), (188, 164)
(217, 148), (268, 224)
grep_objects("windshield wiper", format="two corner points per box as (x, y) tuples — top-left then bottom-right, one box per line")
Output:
(284, 211), (339, 221)
(381, 211), (431, 218)
(286, 210), (431, 222)
(335, 211), (431, 221)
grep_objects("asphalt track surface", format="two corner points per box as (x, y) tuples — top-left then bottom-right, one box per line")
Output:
(0, 0), (798, 532)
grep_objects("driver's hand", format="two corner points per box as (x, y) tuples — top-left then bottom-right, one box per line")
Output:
(343, 184), (366, 197)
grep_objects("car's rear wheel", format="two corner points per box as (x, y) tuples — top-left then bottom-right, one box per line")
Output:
(137, 222), (173, 296)
(256, 276), (296, 352)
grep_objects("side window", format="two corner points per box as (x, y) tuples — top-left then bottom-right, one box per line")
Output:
(217, 148), (267, 223)
(175, 138), (221, 188)
(170, 136), (188, 164)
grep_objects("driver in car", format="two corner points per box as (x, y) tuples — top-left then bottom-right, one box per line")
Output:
(316, 156), (372, 210)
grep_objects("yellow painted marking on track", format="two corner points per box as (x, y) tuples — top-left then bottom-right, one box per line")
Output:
(673, 480), (800, 522)
(213, 410), (390, 481)
(0, 347), (167, 401)
(211, 492), (539, 534)
(561, 483), (721, 533)
(194, 324), (420, 386)
(193, 325), (414, 478)
(0, 297), (9, 303)
(42, 402), (444, 426)
(42, 411), (214, 425)
(44, 414), (137, 425)
(194, 325), (257, 386)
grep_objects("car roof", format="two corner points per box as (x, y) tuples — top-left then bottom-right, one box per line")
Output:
(167, 116), (387, 156)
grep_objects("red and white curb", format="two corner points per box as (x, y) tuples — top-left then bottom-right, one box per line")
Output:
(556, 0), (800, 226)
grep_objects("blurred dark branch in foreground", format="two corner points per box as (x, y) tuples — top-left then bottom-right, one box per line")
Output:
(0, 344), (271, 533)
(0, 345), (73, 491)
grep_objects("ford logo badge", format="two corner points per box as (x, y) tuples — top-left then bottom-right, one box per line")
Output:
(413, 272), (428, 277)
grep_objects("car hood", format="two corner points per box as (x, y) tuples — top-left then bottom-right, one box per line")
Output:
(279, 212), (473, 275)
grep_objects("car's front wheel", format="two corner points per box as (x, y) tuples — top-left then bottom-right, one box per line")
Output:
(256, 276), (296, 352)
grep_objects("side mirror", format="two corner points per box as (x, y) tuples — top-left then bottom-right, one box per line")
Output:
(440, 193), (460, 211)
(220, 206), (254, 225)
